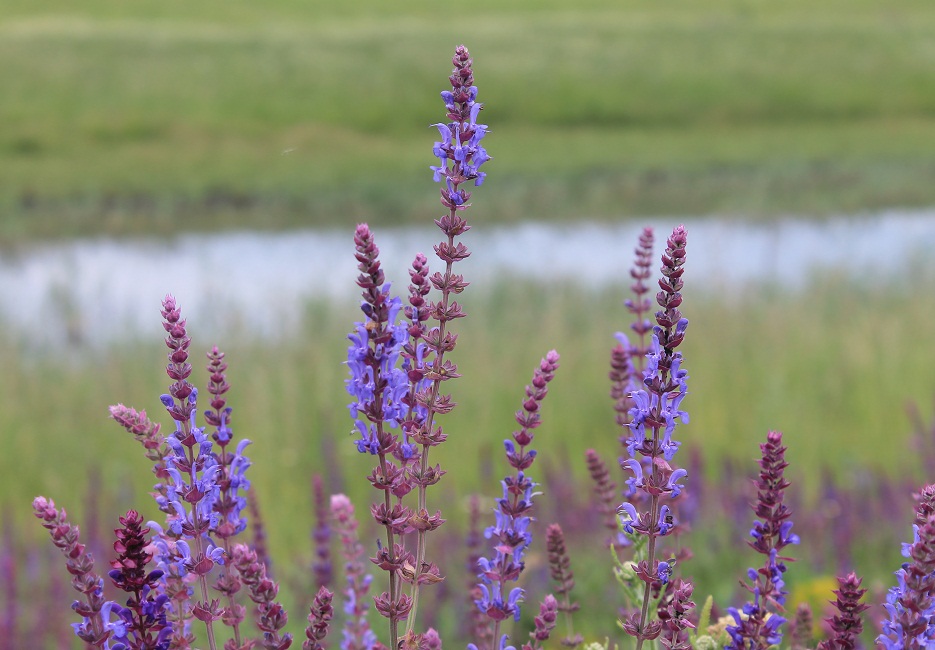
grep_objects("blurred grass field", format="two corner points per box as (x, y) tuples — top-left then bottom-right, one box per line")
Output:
(2, 0), (935, 240)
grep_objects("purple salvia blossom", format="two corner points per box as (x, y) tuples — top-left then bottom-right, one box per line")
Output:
(158, 295), (227, 649)
(520, 595), (558, 650)
(203, 345), (251, 646)
(424, 628), (442, 650)
(303, 586), (334, 650)
(816, 572), (869, 650)
(879, 485), (935, 649)
(230, 543), (293, 650)
(331, 494), (377, 650)
(430, 45), (490, 195)
(726, 430), (800, 650)
(472, 351), (560, 649)
(109, 404), (172, 508)
(625, 227), (655, 362)
(346, 224), (412, 649)
(405, 44), (488, 639)
(312, 475), (334, 592)
(616, 226), (691, 649)
(32, 496), (114, 648)
(107, 510), (172, 650)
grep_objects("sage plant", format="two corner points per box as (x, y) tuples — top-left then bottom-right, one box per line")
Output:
(471, 351), (560, 650)
(726, 430), (799, 650)
(344, 43), (487, 650)
(879, 484), (935, 648)
(616, 225), (691, 649)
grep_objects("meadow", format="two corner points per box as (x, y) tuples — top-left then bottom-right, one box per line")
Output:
(4, 266), (935, 647)
(3, 1), (935, 647)
(1, 0), (935, 240)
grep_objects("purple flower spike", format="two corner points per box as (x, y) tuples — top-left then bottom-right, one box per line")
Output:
(879, 486), (935, 649)
(613, 226), (693, 650)
(430, 45), (490, 197)
(474, 352), (560, 647)
(726, 430), (799, 650)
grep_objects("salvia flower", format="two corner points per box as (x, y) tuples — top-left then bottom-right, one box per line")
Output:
(230, 543), (293, 650)
(816, 572), (869, 650)
(879, 486), (935, 649)
(615, 226), (691, 649)
(726, 430), (799, 650)
(303, 586), (334, 650)
(521, 595), (559, 650)
(474, 351), (560, 646)
(431, 45), (490, 201)
(33, 496), (113, 649)
(107, 510), (172, 650)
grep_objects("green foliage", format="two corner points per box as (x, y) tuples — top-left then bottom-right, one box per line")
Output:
(2, 0), (935, 239)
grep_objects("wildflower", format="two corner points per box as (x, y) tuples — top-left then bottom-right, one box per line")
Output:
(303, 586), (334, 650)
(107, 510), (172, 650)
(879, 487), (935, 649)
(229, 543), (293, 650)
(817, 572), (869, 650)
(726, 430), (799, 650)
(614, 226), (693, 649)
(33, 496), (113, 649)
(474, 352), (560, 646)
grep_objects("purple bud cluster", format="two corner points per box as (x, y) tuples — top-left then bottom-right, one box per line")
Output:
(726, 430), (799, 649)
(816, 572), (868, 650)
(472, 351), (560, 648)
(107, 510), (172, 650)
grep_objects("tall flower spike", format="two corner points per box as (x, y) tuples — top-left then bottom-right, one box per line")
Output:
(303, 587), (334, 650)
(404, 44), (489, 638)
(473, 351), (560, 649)
(230, 543), (293, 650)
(346, 224), (413, 650)
(726, 430), (799, 650)
(616, 226), (691, 650)
(158, 296), (226, 650)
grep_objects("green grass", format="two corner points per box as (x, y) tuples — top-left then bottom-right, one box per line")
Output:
(2, 0), (935, 240)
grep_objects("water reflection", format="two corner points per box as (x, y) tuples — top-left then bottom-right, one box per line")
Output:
(1, 210), (932, 347)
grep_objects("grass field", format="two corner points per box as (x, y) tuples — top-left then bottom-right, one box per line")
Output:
(1, 0), (935, 240)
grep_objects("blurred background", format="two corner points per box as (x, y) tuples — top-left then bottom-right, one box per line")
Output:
(2, 0), (935, 646)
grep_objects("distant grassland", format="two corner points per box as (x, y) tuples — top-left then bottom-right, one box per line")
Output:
(2, 0), (935, 240)
(5, 275), (934, 577)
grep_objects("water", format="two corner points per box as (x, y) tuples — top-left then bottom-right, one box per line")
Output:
(1, 210), (932, 347)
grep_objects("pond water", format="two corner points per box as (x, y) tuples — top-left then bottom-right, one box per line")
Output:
(1, 209), (933, 347)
